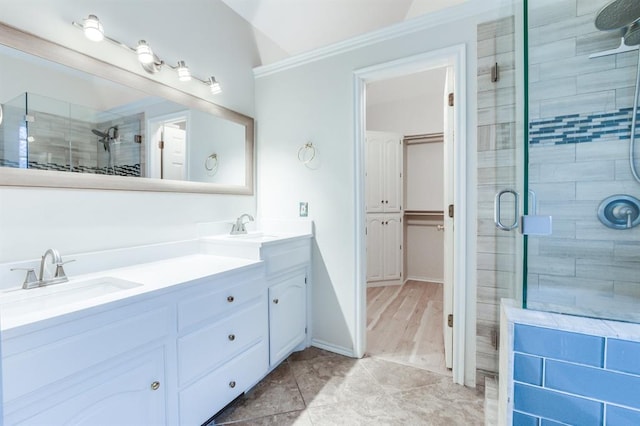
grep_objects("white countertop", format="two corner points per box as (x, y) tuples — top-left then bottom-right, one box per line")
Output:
(0, 254), (262, 332)
(0, 220), (314, 334)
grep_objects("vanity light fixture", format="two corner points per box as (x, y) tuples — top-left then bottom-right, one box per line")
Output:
(177, 61), (192, 82)
(72, 15), (222, 94)
(82, 14), (104, 42)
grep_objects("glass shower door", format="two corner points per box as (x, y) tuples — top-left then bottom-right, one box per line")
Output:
(476, 0), (527, 385)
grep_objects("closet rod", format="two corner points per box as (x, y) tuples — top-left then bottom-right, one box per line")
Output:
(404, 210), (444, 216)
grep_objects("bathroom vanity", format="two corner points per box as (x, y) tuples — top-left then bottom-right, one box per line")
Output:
(0, 230), (312, 426)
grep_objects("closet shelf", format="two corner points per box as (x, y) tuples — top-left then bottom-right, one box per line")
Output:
(404, 210), (444, 217)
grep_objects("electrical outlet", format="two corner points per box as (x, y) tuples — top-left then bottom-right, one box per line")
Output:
(299, 202), (308, 217)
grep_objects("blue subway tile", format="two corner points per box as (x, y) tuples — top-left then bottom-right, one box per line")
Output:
(607, 339), (640, 376)
(514, 383), (603, 425)
(607, 405), (640, 425)
(514, 324), (605, 366)
(545, 360), (640, 409)
(515, 353), (543, 386)
(540, 420), (566, 426)
(514, 411), (539, 426)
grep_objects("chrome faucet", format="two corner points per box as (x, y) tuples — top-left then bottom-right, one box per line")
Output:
(230, 214), (254, 235)
(11, 248), (74, 289)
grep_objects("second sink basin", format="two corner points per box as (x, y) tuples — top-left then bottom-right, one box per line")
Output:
(0, 277), (143, 318)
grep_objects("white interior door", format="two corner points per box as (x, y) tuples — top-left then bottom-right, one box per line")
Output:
(442, 65), (455, 370)
(162, 124), (186, 181)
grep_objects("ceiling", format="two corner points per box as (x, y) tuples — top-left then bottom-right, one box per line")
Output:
(221, 0), (468, 65)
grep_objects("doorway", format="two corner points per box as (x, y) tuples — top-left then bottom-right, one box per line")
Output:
(354, 45), (468, 385)
(364, 68), (449, 376)
(147, 112), (189, 180)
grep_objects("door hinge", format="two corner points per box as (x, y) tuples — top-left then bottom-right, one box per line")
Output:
(448, 204), (454, 218)
(304, 276), (307, 284)
(447, 314), (453, 328)
(158, 140), (165, 149)
(491, 62), (500, 83)
(448, 92), (454, 107)
(305, 327), (307, 334)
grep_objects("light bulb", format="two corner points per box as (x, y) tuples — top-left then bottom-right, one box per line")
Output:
(83, 15), (104, 42)
(177, 61), (191, 81)
(136, 40), (154, 64)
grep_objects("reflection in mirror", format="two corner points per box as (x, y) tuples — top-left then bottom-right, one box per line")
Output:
(0, 23), (253, 194)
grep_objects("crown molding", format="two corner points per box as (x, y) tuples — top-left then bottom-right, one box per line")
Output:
(253, 0), (507, 78)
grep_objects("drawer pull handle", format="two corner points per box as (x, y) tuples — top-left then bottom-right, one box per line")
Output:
(273, 298), (279, 304)
(228, 334), (236, 341)
(151, 381), (160, 391)
(229, 381), (236, 388)
(227, 295), (234, 303)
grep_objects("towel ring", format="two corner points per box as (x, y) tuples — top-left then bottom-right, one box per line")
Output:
(205, 153), (218, 174)
(297, 142), (315, 164)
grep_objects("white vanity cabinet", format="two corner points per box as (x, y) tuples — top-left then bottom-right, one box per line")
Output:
(261, 238), (311, 367)
(2, 300), (172, 425)
(176, 273), (269, 426)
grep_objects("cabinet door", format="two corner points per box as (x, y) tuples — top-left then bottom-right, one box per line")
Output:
(365, 137), (384, 213)
(10, 348), (166, 426)
(383, 137), (402, 212)
(269, 271), (307, 366)
(365, 215), (384, 282)
(383, 215), (403, 281)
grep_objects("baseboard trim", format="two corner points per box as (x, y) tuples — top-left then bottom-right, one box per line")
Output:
(311, 339), (355, 358)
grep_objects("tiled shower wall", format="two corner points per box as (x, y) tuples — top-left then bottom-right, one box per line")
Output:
(476, 15), (520, 389)
(527, 0), (640, 322)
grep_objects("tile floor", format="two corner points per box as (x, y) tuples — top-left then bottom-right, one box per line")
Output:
(210, 347), (484, 425)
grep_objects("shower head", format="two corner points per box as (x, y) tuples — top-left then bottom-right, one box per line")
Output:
(595, 0), (640, 31)
(92, 128), (108, 138)
(625, 21), (640, 46)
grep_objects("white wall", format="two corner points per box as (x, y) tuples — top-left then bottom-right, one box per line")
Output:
(255, 1), (509, 384)
(367, 95), (444, 135)
(0, 1), (260, 263)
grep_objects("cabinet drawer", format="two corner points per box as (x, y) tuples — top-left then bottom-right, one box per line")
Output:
(178, 277), (265, 331)
(3, 306), (170, 403)
(178, 300), (267, 386)
(179, 341), (268, 426)
(263, 239), (311, 277)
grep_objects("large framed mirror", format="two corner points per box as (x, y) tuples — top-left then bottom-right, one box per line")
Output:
(0, 22), (254, 195)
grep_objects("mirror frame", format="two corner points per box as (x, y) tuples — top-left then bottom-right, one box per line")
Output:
(0, 22), (254, 195)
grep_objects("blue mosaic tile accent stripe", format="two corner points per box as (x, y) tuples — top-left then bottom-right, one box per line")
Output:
(529, 108), (640, 145)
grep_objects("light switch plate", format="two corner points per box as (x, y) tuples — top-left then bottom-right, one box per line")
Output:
(299, 202), (308, 217)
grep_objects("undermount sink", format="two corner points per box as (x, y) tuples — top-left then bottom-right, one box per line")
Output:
(0, 277), (143, 317)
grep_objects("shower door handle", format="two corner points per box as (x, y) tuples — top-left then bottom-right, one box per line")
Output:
(494, 189), (519, 231)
